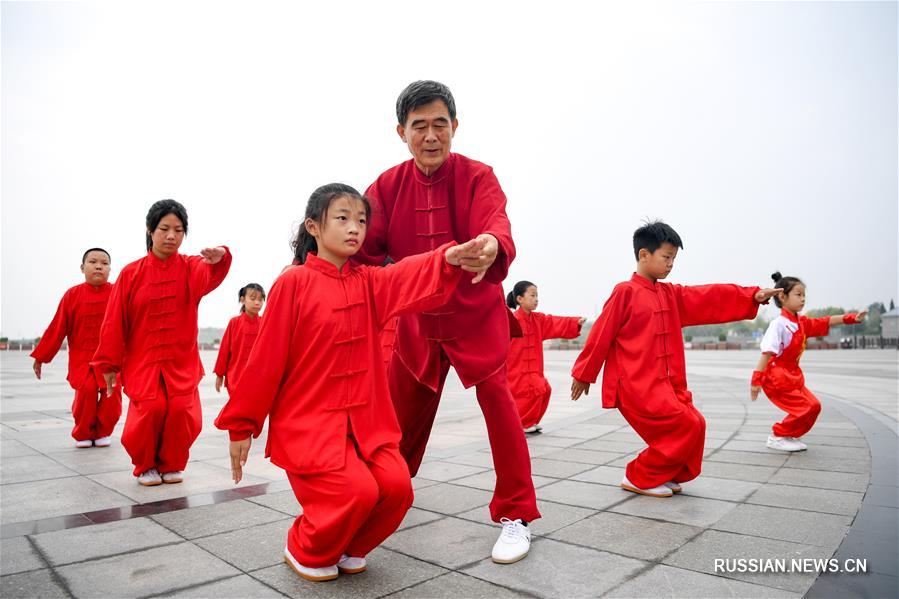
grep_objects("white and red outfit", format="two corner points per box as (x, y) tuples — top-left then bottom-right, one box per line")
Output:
(215, 245), (461, 568)
(753, 310), (859, 438)
(356, 153), (540, 524)
(572, 274), (762, 489)
(507, 310), (581, 428)
(32, 282), (122, 441)
(92, 249), (231, 475)
(214, 312), (262, 392)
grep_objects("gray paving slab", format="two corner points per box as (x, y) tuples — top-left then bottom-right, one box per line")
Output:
(527, 456), (601, 478)
(33, 516), (182, 566)
(456, 498), (597, 536)
(41, 444), (134, 475)
(705, 449), (790, 467)
(441, 451), (496, 469)
(538, 479), (633, 510)
(386, 571), (522, 598)
(0, 439), (39, 458)
(245, 489), (303, 516)
(162, 573), (286, 598)
(1, 476), (135, 524)
(56, 541), (239, 597)
(0, 536), (44, 575)
(194, 520), (293, 571)
(768, 467), (869, 492)
(414, 460), (489, 482)
(0, 568), (69, 598)
(397, 507), (445, 531)
(537, 448), (624, 467)
(152, 498), (291, 539)
(0, 454), (78, 485)
(570, 464), (627, 486)
(680, 476), (761, 502)
(605, 563), (797, 598)
(410, 482), (492, 515)
(746, 483), (864, 516)
(550, 511), (702, 561)
(251, 546), (447, 599)
(450, 469), (556, 491)
(712, 503), (851, 548)
(611, 494), (738, 528)
(698, 461), (777, 483)
(572, 438), (646, 453)
(462, 537), (646, 598)
(382, 517), (496, 570)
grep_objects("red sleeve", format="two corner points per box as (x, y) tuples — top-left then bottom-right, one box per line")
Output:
(571, 286), (629, 384)
(469, 168), (515, 285)
(187, 247), (232, 298)
(368, 242), (463, 328)
(213, 320), (235, 377)
(355, 180), (390, 266)
(92, 275), (130, 375)
(214, 274), (295, 439)
(672, 284), (761, 327)
(801, 315), (831, 338)
(538, 313), (582, 341)
(31, 289), (72, 363)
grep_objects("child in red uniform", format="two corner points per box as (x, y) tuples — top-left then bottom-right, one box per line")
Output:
(571, 221), (781, 497)
(751, 272), (866, 452)
(214, 284), (266, 394)
(216, 183), (485, 582)
(93, 200), (231, 487)
(32, 248), (122, 448)
(505, 280), (584, 434)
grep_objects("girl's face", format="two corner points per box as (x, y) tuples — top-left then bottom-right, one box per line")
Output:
(241, 289), (265, 316)
(517, 286), (539, 312)
(305, 196), (367, 266)
(81, 251), (111, 286)
(149, 214), (185, 259)
(782, 284), (806, 313)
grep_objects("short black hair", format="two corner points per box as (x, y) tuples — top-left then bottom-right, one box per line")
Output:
(82, 247), (110, 263)
(146, 199), (188, 251)
(396, 80), (456, 126)
(770, 272), (804, 308)
(632, 220), (683, 260)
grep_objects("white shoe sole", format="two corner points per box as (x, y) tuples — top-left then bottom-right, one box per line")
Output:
(337, 563), (366, 574)
(620, 481), (672, 497)
(162, 477), (183, 484)
(138, 479), (162, 487)
(492, 549), (529, 564)
(283, 553), (338, 582)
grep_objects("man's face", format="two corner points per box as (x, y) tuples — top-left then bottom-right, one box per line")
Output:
(397, 99), (458, 176)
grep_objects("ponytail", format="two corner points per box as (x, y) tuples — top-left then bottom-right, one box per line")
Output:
(506, 280), (536, 310)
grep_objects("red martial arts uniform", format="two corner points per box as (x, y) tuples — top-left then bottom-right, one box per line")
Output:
(356, 153), (540, 523)
(507, 310), (582, 428)
(380, 317), (398, 367)
(215, 246), (461, 568)
(93, 249), (231, 475)
(213, 312), (262, 392)
(32, 282), (122, 441)
(572, 274), (761, 489)
(755, 309), (839, 438)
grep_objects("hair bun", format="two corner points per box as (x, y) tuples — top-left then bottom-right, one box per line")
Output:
(771, 271), (782, 283)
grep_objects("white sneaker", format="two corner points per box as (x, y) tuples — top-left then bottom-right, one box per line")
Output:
(161, 471), (183, 484)
(137, 468), (162, 486)
(664, 481), (682, 493)
(94, 436), (112, 447)
(535, 424), (543, 432)
(620, 475), (673, 497)
(283, 547), (338, 582)
(75, 439), (93, 448)
(491, 518), (531, 564)
(787, 437), (808, 451)
(523, 425), (540, 434)
(337, 553), (366, 574)
(766, 435), (804, 452)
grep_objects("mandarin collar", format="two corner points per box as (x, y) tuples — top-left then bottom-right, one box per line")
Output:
(241, 311), (260, 323)
(147, 249), (179, 269)
(82, 282), (110, 293)
(514, 308), (532, 323)
(412, 153), (454, 186)
(631, 272), (657, 290)
(304, 252), (353, 278)
(780, 308), (800, 323)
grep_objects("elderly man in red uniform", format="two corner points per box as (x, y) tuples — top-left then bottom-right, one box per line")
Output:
(355, 80), (538, 563)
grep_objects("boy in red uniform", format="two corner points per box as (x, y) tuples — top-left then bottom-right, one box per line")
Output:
(93, 200), (231, 486)
(214, 283), (265, 394)
(216, 183), (483, 582)
(571, 221), (781, 497)
(505, 280), (584, 433)
(32, 248), (122, 448)
(751, 272), (866, 451)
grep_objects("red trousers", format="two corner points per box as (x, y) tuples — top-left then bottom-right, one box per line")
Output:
(765, 385), (821, 438)
(121, 379), (202, 475)
(618, 398), (706, 489)
(389, 353), (540, 523)
(514, 387), (551, 429)
(71, 373), (122, 441)
(285, 438), (413, 568)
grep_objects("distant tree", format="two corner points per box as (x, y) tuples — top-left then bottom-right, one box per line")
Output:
(34, 336), (41, 344)
(0, 337), (8, 343)
(805, 307), (846, 318)
(718, 333), (727, 342)
(890, 299), (895, 311)
(213, 338), (221, 345)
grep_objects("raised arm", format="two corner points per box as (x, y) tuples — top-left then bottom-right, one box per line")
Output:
(188, 246), (232, 298)
(538, 313), (584, 341)
(673, 284), (765, 327)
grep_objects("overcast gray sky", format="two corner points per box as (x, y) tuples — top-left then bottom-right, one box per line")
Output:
(2, 0), (896, 339)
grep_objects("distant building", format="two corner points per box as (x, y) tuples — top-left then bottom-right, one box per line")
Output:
(882, 308), (899, 338)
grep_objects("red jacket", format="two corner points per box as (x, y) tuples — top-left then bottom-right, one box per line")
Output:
(758, 309), (830, 392)
(572, 274), (761, 415)
(507, 310), (581, 400)
(215, 245), (461, 474)
(355, 153), (515, 389)
(214, 312), (262, 391)
(32, 282), (113, 389)
(92, 249), (231, 400)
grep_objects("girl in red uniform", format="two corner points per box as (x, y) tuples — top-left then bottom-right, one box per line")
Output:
(93, 200), (231, 486)
(216, 183), (485, 582)
(32, 248), (122, 447)
(751, 272), (866, 451)
(505, 281), (584, 433)
(214, 284), (266, 394)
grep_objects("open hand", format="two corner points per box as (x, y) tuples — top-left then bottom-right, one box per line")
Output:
(229, 437), (252, 484)
(578, 317), (587, 326)
(215, 376), (224, 393)
(856, 310), (868, 323)
(33, 360), (42, 380)
(200, 246), (226, 264)
(755, 288), (783, 304)
(446, 234), (498, 284)
(750, 385), (761, 401)
(103, 372), (117, 395)
(571, 378), (590, 401)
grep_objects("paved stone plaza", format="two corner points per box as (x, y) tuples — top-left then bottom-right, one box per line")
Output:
(1, 349), (896, 598)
